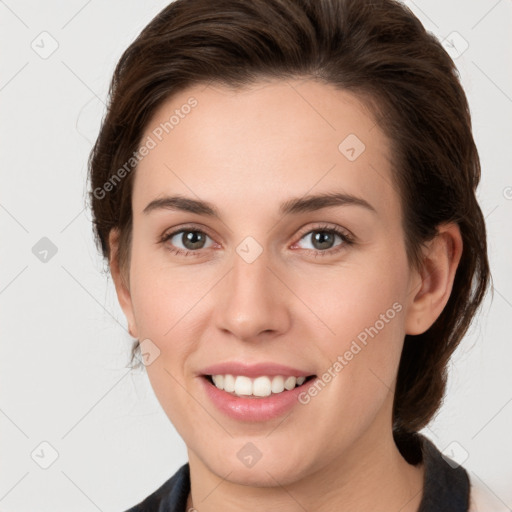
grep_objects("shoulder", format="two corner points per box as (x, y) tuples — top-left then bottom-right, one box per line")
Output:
(468, 472), (510, 512)
(123, 462), (190, 512)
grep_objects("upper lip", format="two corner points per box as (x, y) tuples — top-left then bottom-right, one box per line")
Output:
(199, 361), (315, 378)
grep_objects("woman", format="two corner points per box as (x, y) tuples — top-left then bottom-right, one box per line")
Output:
(88, 0), (495, 510)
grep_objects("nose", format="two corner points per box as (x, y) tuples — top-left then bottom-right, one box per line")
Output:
(213, 244), (291, 342)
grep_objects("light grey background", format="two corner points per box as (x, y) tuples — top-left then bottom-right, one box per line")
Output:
(1, 1), (511, 510)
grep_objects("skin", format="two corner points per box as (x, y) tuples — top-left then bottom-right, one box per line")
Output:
(109, 78), (462, 511)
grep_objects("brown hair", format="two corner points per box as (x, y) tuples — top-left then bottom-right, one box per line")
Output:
(88, 0), (490, 438)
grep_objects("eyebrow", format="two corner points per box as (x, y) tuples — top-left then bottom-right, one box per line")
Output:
(142, 192), (377, 218)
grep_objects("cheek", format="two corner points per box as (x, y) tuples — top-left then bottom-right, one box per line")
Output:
(128, 254), (203, 432)
(128, 241), (204, 337)
(294, 251), (407, 349)
(292, 247), (409, 406)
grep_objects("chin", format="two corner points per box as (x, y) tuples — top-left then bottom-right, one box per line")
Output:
(203, 449), (311, 487)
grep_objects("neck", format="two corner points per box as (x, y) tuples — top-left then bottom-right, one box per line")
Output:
(186, 423), (424, 512)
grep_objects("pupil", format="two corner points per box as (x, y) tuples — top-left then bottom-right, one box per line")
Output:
(313, 231), (333, 250)
(184, 231), (204, 249)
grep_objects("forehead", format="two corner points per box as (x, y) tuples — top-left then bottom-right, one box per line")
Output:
(133, 78), (400, 223)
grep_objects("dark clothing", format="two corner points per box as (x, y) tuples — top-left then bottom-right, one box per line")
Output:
(125, 434), (469, 511)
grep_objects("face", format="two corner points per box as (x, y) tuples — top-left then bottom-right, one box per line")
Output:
(113, 78), (424, 486)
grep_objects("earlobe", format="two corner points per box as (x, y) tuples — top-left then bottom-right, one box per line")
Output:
(108, 229), (138, 339)
(405, 223), (463, 335)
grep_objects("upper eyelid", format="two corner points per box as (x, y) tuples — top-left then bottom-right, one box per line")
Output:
(296, 223), (351, 238)
(162, 223), (217, 242)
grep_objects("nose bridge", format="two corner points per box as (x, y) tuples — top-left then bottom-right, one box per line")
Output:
(214, 238), (289, 340)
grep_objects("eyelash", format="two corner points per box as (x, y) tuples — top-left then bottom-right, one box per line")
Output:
(159, 223), (355, 258)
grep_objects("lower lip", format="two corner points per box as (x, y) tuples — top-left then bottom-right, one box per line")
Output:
(200, 376), (318, 422)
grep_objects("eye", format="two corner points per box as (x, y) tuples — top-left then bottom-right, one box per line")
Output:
(160, 227), (215, 256)
(293, 224), (354, 256)
(160, 223), (354, 258)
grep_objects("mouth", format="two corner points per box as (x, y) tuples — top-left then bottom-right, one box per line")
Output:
(202, 373), (317, 398)
(200, 368), (320, 421)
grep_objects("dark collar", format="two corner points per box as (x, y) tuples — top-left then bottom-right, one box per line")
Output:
(416, 434), (470, 511)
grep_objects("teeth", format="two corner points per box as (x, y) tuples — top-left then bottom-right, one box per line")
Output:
(284, 376), (296, 390)
(212, 374), (224, 389)
(271, 375), (284, 394)
(210, 374), (310, 397)
(253, 376), (272, 397)
(224, 374), (235, 392)
(236, 376), (252, 395)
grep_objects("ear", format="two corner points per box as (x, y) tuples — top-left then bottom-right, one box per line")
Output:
(109, 228), (138, 339)
(405, 223), (463, 335)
